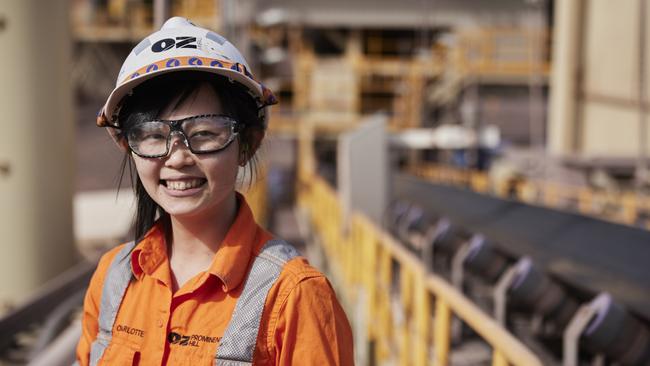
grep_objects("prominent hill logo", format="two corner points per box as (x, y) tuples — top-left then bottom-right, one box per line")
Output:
(167, 331), (221, 347)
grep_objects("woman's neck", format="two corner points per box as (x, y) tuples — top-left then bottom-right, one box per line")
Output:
(169, 192), (237, 260)
(166, 193), (238, 287)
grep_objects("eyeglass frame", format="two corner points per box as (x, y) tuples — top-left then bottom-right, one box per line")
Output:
(123, 113), (241, 158)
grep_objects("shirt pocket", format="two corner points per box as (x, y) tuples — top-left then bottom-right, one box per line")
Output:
(99, 340), (141, 366)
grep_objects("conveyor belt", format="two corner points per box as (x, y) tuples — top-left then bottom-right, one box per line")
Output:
(393, 173), (650, 321)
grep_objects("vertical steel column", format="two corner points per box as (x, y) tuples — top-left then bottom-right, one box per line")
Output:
(636, 0), (648, 187)
(220, 0), (236, 42)
(547, 0), (583, 156)
(0, 0), (75, 307)
(153, 0), (171, 29)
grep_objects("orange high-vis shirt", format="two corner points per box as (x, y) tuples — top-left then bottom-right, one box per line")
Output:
(76, 196), (354, 365)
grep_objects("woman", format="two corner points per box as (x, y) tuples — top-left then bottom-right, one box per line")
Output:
(76, 17), (354, 365)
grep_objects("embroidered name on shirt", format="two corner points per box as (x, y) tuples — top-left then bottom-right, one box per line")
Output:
(168, 332), (221, 347)
(116, 324), (145, 337)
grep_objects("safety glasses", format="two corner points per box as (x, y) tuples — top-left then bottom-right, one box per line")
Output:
(126, 114), (240, 158)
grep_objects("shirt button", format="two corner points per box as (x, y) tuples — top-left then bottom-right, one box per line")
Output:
(157, 319), (164, 328)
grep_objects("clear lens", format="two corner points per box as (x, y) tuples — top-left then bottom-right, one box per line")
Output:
(127, 121), (170, 157)
(126, 115), (237, 157)
(185, 116), (234, 152)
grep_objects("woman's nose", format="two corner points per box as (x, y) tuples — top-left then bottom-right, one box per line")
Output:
(164, 135), (194, 167)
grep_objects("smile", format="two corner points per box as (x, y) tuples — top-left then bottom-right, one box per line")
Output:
(161, 178), (207, 191)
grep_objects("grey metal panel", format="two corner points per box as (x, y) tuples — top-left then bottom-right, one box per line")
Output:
(392, 173), (650, 321)
(338, 115), (388, 224)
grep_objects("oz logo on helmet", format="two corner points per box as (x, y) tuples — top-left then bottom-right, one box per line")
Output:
(151, 36), (197, 52)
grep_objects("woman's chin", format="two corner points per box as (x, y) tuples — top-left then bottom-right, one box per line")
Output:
(158, 200), (208, 218)
(156, 192), (232, 220)
(154, 195), (200, 216)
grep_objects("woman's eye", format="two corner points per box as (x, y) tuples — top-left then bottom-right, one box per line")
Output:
(142, 132), (166, 140)
(191, 130), (217, 138)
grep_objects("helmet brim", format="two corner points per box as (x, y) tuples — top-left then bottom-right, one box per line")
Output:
(102, 66), (268, 126)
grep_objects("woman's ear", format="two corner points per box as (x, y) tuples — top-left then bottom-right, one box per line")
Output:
(239, 129), (265, 166)
(238, 143), (249, 166)
(119, 137), (129, 151)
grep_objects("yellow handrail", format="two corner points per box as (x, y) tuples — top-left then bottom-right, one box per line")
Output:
(298, 174), (543, 366)
(411, 163), (650, 229)
(455, 28), (550, 78)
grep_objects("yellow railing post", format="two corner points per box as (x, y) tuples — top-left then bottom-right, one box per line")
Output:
(492, 349), (509, 366)
(578, 187), (592, 215)
(434, 299), (452, 366)
(621, 192), (638, 225)
(543, 182), (559, 207)
(360, 217), (378, 340)
(398, 266), (412, 366)
(377, 245), (393, 363)
(414, 269), (431, 366)
(470, 172), (490, 193)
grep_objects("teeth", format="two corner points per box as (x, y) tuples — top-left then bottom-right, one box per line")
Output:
(165, 179), (205, 191)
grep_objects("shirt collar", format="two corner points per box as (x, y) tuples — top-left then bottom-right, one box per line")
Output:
(130, 222), (169, 284)
(207, 195), (269, 292)
(130, 193), (271, 292)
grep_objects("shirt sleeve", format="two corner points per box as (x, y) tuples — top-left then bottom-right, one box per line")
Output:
(272, 276), (355, 365)
(75, 247), (121, 366)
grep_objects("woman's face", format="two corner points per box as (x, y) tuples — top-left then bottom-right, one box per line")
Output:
(131, 83), (240, 219)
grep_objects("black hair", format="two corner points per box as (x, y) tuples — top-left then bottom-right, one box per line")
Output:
(115, 71), (265, 242)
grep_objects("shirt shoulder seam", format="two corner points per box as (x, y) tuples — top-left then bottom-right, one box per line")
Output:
(264, 263), (326, 360)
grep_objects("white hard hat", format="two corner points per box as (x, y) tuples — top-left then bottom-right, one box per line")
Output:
(97, 17), (277, 132)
